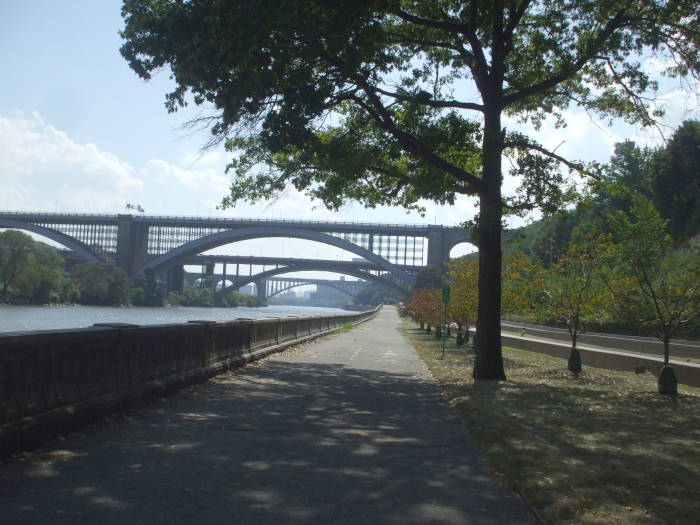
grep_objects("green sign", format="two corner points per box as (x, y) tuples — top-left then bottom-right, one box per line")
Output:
(442, 285), (450, 304)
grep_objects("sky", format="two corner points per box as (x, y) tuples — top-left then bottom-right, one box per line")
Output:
(1, 1), (699, 266)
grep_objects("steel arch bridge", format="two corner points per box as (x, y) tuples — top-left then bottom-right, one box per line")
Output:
(184, 258), (404, 299)
(263, 278), (369, 300)
(184, 274), (369, 299)
(0, 211), (475, 297)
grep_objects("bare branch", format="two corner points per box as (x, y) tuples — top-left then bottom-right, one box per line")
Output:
(504, 140), (598, 179)
(374, 87), (484, 112)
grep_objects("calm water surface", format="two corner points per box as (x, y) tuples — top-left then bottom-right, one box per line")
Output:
(0, 304), (351, 333)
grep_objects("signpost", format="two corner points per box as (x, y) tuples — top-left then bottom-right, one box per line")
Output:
(441, 285), (450, 358)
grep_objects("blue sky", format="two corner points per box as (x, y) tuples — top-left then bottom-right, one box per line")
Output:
(1, 1), (698, 262)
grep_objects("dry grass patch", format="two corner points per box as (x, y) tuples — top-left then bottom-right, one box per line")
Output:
(401, 321), (700, 525)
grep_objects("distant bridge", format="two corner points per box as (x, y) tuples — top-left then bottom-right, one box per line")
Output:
(185, 272), (370, 300)
(181, 255), (410, 299)
(0, 212), (475, 298)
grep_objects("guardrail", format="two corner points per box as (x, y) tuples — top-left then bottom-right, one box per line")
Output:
(0, 306), (381, 457)
(472, 324), (700, 387)
(497, 331), (700, 388)
(501, 322), (700, 360)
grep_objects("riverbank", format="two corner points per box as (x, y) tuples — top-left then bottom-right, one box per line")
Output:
(402, 320), (700, 525)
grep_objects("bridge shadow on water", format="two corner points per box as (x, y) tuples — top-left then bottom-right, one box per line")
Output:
(0, 358), (532, 525)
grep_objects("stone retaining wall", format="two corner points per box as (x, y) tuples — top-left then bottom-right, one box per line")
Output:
(0, 307), (380, 457)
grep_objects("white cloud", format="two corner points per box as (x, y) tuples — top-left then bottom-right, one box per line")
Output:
(0, 112), (142, 212)
(530, 109), (624, 163)
(180, 149), (224, 168)
(642, 57), (676, 76)
(142, 158), (230, 194)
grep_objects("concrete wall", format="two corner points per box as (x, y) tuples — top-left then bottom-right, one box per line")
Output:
(0, 307), (380, 457)
(496, 332), (700, 388)
(501, 323), (700, 361)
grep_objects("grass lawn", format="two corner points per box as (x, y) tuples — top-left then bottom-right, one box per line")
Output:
(401, 320), (700, 525)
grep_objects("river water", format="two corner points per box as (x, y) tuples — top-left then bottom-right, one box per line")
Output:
(0, 304), (351, 333)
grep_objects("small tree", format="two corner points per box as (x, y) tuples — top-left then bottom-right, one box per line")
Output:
(414, 265), (445, 291)
(541, 229), (611, 374)
(448, 257), (479, 345)
(502, 251), (546, 321)
(606, 194), (700, 393)
(406, 288), (442, 334)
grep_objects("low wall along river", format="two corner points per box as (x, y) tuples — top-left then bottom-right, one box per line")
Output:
(0, 306), (381, 457)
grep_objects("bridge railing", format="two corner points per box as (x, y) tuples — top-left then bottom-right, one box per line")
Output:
(0, 210), (432, 229)
(0, 305), (381, 457)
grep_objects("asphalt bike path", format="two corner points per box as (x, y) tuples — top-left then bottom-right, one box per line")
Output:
(0, 306), (534, 524)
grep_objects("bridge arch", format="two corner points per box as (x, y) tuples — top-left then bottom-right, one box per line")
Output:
(0, 218), (105, 263)
(139, 226), (415, 285)
(445, 231), (477, 258)
(214, 265), (408, 299)
(267, 282), (359, 300)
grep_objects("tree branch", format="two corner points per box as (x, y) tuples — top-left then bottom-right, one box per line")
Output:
(502, 8), (630, 107)
(392, 8), (466, 33)
(504, 140), (598, 179)
(374, 87), (484, 112)
(503, 0), (533, 56)
(355, 90), (483, 192)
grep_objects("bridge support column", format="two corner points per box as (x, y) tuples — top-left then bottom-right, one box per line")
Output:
(116, 214), (149, 276)
(426, 226), (475, 269)
(255, 279), (267, 301)
(426, 226), (449, 268)
(167, 265), (185, 294)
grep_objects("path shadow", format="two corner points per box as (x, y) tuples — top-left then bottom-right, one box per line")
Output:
(0, 359), (533, 525)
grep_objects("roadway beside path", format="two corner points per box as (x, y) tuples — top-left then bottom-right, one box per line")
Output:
(0, 306), (534, 525)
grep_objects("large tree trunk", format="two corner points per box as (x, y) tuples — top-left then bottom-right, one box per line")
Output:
(473, 107), (506, 381)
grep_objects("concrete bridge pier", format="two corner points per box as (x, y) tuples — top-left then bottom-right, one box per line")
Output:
(116, 215), (149, 276)
(167, 265), (185, 294)
(255, 279), (266, 301)
(426, 226), (474, 269)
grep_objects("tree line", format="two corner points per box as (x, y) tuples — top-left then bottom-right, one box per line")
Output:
(512, 120), (700, 262)
(0, 231), (263, 308)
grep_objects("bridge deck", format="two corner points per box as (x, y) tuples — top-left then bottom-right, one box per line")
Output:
(0, 307), (531, 525)
(0, 211), (440, 233)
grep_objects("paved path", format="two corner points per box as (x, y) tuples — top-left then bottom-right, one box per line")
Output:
(0, 307), (534, 524)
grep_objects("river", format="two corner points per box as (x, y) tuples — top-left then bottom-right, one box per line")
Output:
(0, 304), (352, 333)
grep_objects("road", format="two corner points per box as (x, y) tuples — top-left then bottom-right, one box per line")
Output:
(502, 321), (700, 363)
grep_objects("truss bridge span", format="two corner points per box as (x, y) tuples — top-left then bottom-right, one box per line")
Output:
(0, 212), (474, 297)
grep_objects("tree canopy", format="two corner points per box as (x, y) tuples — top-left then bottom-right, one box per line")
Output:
(121, 0), (700, 379)
(72, 262), (131, 306)
(650, 120), (700, 241)
(0, 230), (66, 303)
